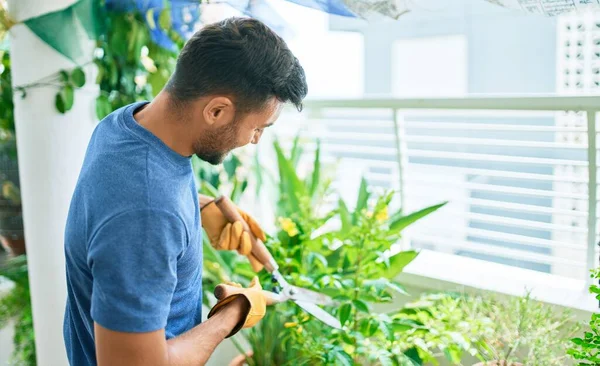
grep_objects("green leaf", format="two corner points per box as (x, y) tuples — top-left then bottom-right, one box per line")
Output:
(590, 286), (600, 295)
(353, 177), (369, 224)
(339, 303), (352, 327)
(127, 19), (140, 62)
(274, 140), (306, 212)
(363, 278), (388, 291)
(338, 199), (352, 232)
(62, 85), (74, 111)
(55, 93), (66, 114)
(158, 9), (172, 30)
(145, 9), (157, 29)
(388, 202), (447, 235)
(109, 16), (129, 56)
(109, 60), (118, 87)
(367, 318), (378, 336)
(402, 348), (423, 366)
(230, 179), (245, 203)
(353, 299), (370, 313)
(59, 70), (69, 82)
(199, 181), (219, 198)
(340, 331), (354, 345)
(148, 69), (169, 97)
(387, 280), (408, 295)
(290, 134), (302, 168)
(70, 67), (86, 88)
(309, 139), (321, 199)
(443, 347), (462, 364)
(95, 63), (104, 84)
(95, 94), (112, 120)
(223, 155), (239, 178)
(378, 320), (392, 340)
(325, 247), (342, 269)
(392, 318), (421, 332)
(308, 252), (328, 268)
(334, 350), (353, 366)
(384, 250), (419, 279)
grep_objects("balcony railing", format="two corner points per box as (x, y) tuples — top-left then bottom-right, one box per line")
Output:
(273, 95), (600, 291)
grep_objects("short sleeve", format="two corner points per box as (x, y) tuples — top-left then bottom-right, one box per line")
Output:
(88, 209), (187, 333)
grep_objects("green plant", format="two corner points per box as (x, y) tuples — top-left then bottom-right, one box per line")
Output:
(569, 269), (600, 365)
(393, 291), (581, 366)
(211, 137), (446, 365)
(465, 292), (579, 365)
(394, 293), (494, 364)
(94, 6), (182, 119)
(0, 255), (35, 366)
(0, 49), (13, 135)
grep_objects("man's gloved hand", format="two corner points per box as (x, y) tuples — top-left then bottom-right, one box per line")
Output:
(207, 277), (267, 338)
(200, 199), (265, 272)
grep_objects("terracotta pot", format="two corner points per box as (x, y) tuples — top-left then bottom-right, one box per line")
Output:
(0, 235), (25, 256)
(473, 362), (523, 366)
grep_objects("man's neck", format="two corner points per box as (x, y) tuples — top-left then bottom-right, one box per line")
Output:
(134, 93), (194, 157)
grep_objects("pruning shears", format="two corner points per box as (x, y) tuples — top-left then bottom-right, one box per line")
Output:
(209, 195), (342, 330)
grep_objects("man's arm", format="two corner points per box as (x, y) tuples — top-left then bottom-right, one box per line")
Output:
(95, 296), (247, 366)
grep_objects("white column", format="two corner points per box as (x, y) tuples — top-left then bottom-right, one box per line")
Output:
(7, 1), (97, 364)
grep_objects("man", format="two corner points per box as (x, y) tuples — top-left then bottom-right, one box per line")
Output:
(63, 17), (308, 365)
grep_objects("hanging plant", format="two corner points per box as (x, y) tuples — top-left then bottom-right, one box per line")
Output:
(55, 67), (87, 113)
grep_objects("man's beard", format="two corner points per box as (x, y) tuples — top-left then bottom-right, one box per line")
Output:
(193, 120), (240, 165)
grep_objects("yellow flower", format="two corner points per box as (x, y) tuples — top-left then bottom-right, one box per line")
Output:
(2, 181), (20, 204)
(284, 322), (298, 328)
(296, 326), (303, 334)
(278, 217), (299, 237)
(375, 206), (388, 222)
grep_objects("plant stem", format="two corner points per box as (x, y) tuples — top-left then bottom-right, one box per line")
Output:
(352, 237), (366, 365)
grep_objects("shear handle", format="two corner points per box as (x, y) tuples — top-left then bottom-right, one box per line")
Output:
(214, 195), (279, 273)
(214, 284), (281, 306)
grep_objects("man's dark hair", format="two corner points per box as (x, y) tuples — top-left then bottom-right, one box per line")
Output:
(166, 17), (308, 112)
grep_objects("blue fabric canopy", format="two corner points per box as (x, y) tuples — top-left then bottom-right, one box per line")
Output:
(106, 0), (357, 50)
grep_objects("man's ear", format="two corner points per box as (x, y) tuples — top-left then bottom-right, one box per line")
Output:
(203, 97), (234, 126)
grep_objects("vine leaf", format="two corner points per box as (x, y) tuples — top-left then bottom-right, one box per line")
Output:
(70, 68), (86, 88)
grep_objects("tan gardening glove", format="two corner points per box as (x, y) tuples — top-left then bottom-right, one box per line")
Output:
(200, 199), (266, 272)
(207, 277), (267, 337)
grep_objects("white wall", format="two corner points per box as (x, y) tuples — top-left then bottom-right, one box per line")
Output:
(392, 35), (468, 97)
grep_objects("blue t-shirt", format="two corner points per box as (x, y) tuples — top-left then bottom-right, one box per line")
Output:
(63, 102), (203, 365)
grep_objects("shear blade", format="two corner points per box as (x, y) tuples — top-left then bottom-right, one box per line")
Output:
(287, 285), (337, 306)
(294, 300), (342, 330)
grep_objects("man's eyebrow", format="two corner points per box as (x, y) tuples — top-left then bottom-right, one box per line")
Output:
(263, 121), (275, 128)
